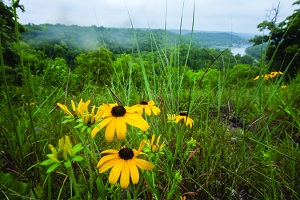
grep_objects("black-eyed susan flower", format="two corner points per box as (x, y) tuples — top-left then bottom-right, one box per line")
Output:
(41, 136), (83, 173)
(91, 103), (149, 142)
(97, 140), (154, 189)
(30, 102), (35, 107)
(131, 100), (161, 116)
(175, 111), (194, 128)
(147, 134), (166, 153)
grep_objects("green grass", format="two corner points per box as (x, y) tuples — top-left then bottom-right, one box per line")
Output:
(1, 1), (300, 200)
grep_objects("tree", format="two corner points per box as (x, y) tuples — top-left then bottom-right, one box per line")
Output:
(0, 0), (24, 66)
(74, 47), (113, 88)
(249, 1), (300, 76)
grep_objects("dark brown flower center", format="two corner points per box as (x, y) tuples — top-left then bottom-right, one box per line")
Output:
(111, 106), (126, 117)
(118, 147), (134, 160)
(140, 101), (148, 105)
(179, 111), (188, 116)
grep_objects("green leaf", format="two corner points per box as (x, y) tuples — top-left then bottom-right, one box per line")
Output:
(71, 143), (84, 156)
(87, 127), (92, 134)
(64, 160), (71, 168)
(62, 118), (75, 124)
(40, 159), (56, 166)
(76, 118), (84, 123)
(74, 123), (84, 129)
(80, 125), (88, 133)
(46, 163), (61, 173)
(71, 155), (83, 162)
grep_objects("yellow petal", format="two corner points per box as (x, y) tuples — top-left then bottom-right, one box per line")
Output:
(57, 103), (74, 118)
(98, 157), (119, 173)
(108, 159), (124, 184)
(175, 116), (184, 123)
(151, 106), (161, 115)
(135, 140), (146, 155)
(99, 117), (113, 128)
(133, 158), (154, 170)
(128, 160), (139, 184)
(71, 100), (76, 111)
(58, 138), (64, 150)
(101, 149), (119, 154)
(124, 113), (149, 131)
(148, 100), (155, 106)
(91, 105), (95, 123)
(120, 161), (130, 188)
(97, 153), (119, 168)
(48, 144), (57, 155)
(145, 106), (152, 116)
(91, 117), (112, 138)
(115, 117), (127, 140)
(91, 126), (100, 138)
(105, 118), (116, 142)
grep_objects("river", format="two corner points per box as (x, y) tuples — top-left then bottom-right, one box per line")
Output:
(230, 45), (251, 56)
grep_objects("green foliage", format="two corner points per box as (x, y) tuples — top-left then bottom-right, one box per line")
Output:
(0, 172), (30, 199)
(73, 47), (113, 87)
(1, 4), (300, 199)
(0, 1), (24, 66)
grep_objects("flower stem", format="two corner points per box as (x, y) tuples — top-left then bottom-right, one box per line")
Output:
(68, 166), (80, 197)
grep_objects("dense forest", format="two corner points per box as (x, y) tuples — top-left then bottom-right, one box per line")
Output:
(18, 24), (255, 69)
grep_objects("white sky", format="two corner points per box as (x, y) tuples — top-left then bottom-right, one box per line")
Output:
(5, 0), (299, 34)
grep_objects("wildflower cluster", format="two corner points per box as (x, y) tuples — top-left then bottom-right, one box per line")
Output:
(42, 97), (195, 191)
(253, 71), (283, 81)
(167, 112), (194, 128)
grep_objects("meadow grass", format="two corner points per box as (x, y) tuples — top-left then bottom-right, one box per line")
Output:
(1, 1), (300, 200)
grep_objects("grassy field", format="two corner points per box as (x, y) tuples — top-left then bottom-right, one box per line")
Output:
(1, 3), (300, 200)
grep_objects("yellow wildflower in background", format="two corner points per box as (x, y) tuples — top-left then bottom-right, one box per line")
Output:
(147, 134), (166, 153)
(97, 140), (154, 189)
(281, 85), (287, 89)
(167, 114), (176, 122)
(30, 102), (35, 107)
(91, 103), (149, 142)
(175, 111), (194, 128)
(131, 100), (161, 116)
(253, 71), (283, 81)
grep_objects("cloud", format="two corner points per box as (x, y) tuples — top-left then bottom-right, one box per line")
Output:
(12, 0), (298, 33)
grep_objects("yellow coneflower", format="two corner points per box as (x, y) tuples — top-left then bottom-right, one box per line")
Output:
(131, 100), (161, 116)
(175, 111), (194, 128)
(91, 103), (149, 142)
(97, 140), (154, 189)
